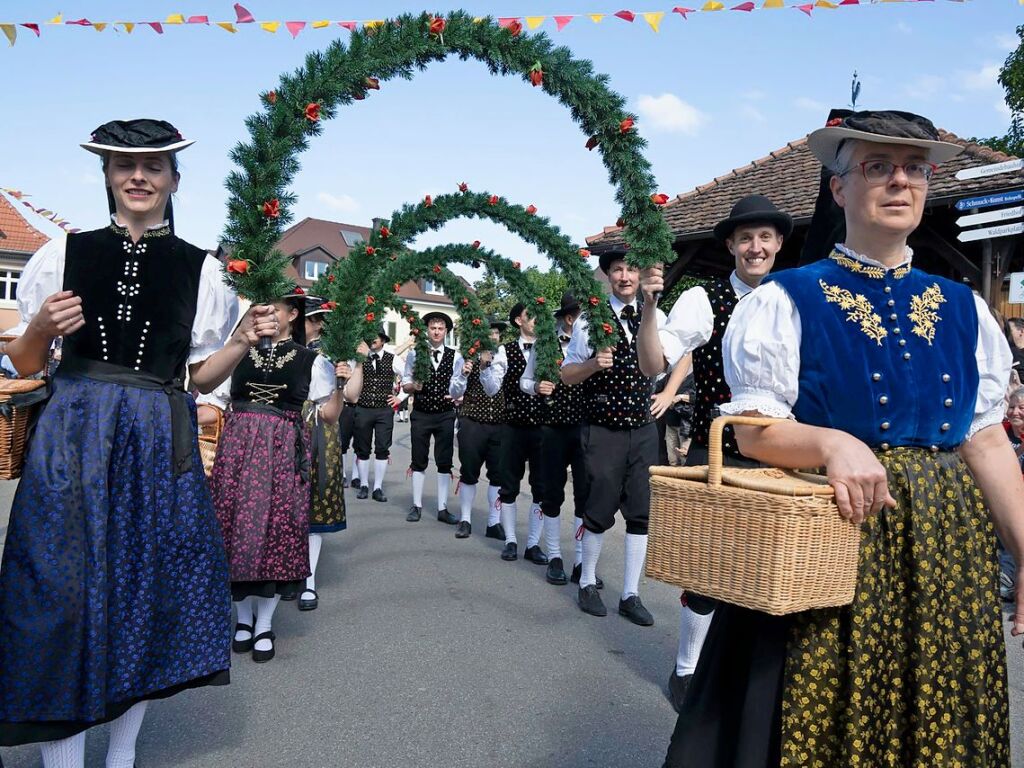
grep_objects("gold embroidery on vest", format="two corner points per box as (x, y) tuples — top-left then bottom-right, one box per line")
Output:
(819, 279), (888, 345)
(829, 251), (912, 280)
(908, 283), (946, 346)
(249, 345), (298, 371)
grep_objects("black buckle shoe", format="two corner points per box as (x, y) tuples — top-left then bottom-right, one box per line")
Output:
(349, 477), (360, 489)
(618, 595), (654, 626)
(501, 542), (518, 561)
(437, 508), (457, 525)
(372, 488), (387, 502)
(279, 583), (300, 601)
(485, 523), (506, 540)
(523, 545), (549, 565)
(455, 521), (472, 538)
(407, 505), (422, 522)
(298, 589), (319, 612)
(252, 631), (276, 663)
(356, 485), (369, 500)
(577, 585), (607, 617)
(667, 671), (692, 714)
(545, 557), (568, 585)
(570, 563), (604, 590)
(232, 622), (254, 653)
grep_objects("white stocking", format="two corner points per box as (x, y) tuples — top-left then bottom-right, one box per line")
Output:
(486, 485), (501, 526)
(437, 472), (451, 511)
(105, 701), (148, 768)
(412, 470), (425, 507)
(40, 732), (85, 768)
(306, 533), (323, 593)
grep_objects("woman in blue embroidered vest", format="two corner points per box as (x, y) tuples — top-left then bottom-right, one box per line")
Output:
(664, 110), (1023, 767)
(0, 120), (278, 767)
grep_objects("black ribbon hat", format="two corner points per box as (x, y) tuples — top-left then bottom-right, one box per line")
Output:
(376, 325), (391, 342)
(553, 292), (581, 319)
(421, 311), (454, 331)
(597, 248), (628, 274)
(487, 315), (508, 331)
(81, 119), (195, 156)
(508, 302), (527, 328)
(806, 110), (962, 166)
(303, 296), (329, 316)
(713, 195), (794, 242)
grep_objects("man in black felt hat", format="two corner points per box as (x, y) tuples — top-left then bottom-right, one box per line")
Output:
(561, 249), (671, 625)
(402, 311), (458, 523)
(352, 325), (405, 502)
(448, 316), (507, 539)
(636, 194), (792, 711)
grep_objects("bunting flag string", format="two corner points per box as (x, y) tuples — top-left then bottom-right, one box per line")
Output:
(0, 188), (82, 234)
(0, 0), (976, 46)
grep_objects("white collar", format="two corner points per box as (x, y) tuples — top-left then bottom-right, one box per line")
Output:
(609, 294), (638, 316)
(518, 336), (535, 348)
(835, 242), (914, 270)
(728, 271), (756, 299)
(110, 214), (170, 231)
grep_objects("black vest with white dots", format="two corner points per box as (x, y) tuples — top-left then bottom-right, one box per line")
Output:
(358, 350), (396, 409)
(581, 301), (654, 430)
(460, 366), (505, 425)
(61, 224), (206, 382)
(230, 340), (318, 412)
(690, 278), (741, 456)
(541, 342), (584, 427)
(502, 342), (540, 428)
(415, 347), (456, 414)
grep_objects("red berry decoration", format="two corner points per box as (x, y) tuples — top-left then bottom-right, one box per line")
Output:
(458, 182), (469, 192)
(507, 20), (523, 36)
(589, 296), (600, 306)
(512, 261), (522, 269)
(535, 296), (546, 304)
(266, 91), (277, 105)
(365, 245), (376, 256)
(393, 283), (402, 293)
(461, 298), (470, 307)
(579, 248), (591, 258)
(472, 240), (481, 249)
(429, 17), (446, 35)
(619, 117), (634, 133)
(328, 275), (336, 283)
(525, 205), (537, 215)
(365, 312), (375, 322)
(227, 259), (249, 274)
(305, 102), (321, 122)
(366, 295), (376, 305)
(433, 264), (442, 273)
(529, 63), (543, 87)
(262, 199), (281, 218)
(424, 195), (433, 207)
(321, 301), (337, 310)
(472, 318), (482, 326)
(602, 322), (614, 334)
(651, 193), (670, 205)
(488, 195), (499, 206)
(379, 226), (391, 238)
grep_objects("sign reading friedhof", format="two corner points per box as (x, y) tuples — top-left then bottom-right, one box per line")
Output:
(957, 206), (1024, 228)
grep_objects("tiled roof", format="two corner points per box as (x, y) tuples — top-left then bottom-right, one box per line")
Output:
(588, 130), (1024, 249)
(0, 193), (50, 256)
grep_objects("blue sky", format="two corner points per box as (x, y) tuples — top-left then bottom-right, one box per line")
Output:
(1, 1), (1021, 272)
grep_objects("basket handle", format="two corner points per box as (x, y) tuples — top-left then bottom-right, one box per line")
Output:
(707, 414), (785, 486)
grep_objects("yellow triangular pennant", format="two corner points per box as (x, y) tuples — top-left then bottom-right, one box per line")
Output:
(815, 0), (838, 7)
(217, 21), (237, 33)
(165, 14), (185, 24)
(0, 24), (15, 46)
(364, 20), (385, 29)
(473, 16), (484, 22)
(312, 20), (330, 29)
(92, 22), (107, 32)
(47, 13), (62, 24)
(260, 21), (280, 33)
(526, 16), (546, 29)
(702, 1), (725, 9)
(589, 13), (605, 22)
(763, 0), (785, 6)
(642, 11), (665, 31)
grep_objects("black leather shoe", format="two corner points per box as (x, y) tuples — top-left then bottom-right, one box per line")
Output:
(577, 585), (607, 617)
(618, 595), (654, 626)
(279, 583), (300, 601)
(437, 508), (458, 525)
(485, 523), (506, 540)
(570, 563), (604, 590)
(252, 631), (276, 663)
(455, 521), (472, 538)
(407, 505), (422, 522)
(667, 671), (692, 714)
(546, 557), (568, 585)
(523, 545), (549, 565)
(232, 622), (254, 653)
(356, 485), (369, 500)
(298, 589), (319, 611)
(349, 477), (360, 489)
(372, 488), (387, 502)
(501, 542), (518, 561)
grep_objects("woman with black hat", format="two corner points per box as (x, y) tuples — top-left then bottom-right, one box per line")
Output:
(211, 288), (363, 661)
(0, 119), (277, 767)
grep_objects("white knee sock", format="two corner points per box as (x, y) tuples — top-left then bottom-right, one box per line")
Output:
(574, 516), (585, 567)
(622, 533), (648, 599)
(580, 530), (603, 588)
(105, 701), (148, 768)
(501, 501), (517, 544)
(234, 596), (255, 640)
(543, 515), (562, 560)
(526, 502), (543, 548)
(357, 459), (370, 487)
(254, 595), (280, 652)
(306, 533), (323, 593)
(373, 459), (387, 490)
(676, 605), (715, 677)
(437, 472), (451, 511)
(40, 732), (86, 768)
(343, 453), (353, 481)
(486, 486), (501, 526)
(459, 482), (476, 523)
(412, 470), (425, 507)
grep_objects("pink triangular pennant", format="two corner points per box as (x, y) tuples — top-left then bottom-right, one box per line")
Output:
(339, 21), (357, 31)
(839, 0), (859, 4)
(234, 3), (255, 24)
(554, 15), (574, 30)
(614, 10), (637, 21)
(673, 6), (695, 17)
(66, 18), (92, 26)
(21, 23), (40, 35)
(732, 2), (755, 9)
(796, 3), (814, 13)
(187, 15), (210, 24)
(146, 21), (164, 33)
(497, 17), (519, 28)
(285, 21), (306, 38)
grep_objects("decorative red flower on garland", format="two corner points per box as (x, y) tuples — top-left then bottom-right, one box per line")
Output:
(366, 296), (376, 305)
(321, 301), (337, 310)
(557, 357), (564, 366)
(472, 318), (482, 326)
(586, 135), (599, 151)
(262, 199), (280, 218)
(619, 117), (634, 133)
(365, 245), (376, 256)
(328, 274), (336, 283)
(407, 315), (416, 323)
(266, 91), (277, 105)
(365, 77), (380, 90)
(616, 217), (626, 228)
(579, 248), (591, 258)
(294, 287), (305, 295)
(365, 312), (375, 322)
(379, 226), (391, 238)
(305, 102), (321, 122)
(424, 195), (433, 207)
(651, 193), (670, 205)
(507, 20), (523, 36)
(429, 17), (446, 35)
(525, 205), (537, 215)
(488, 195), (499, 206)
(535, 296), (546, 304)
(602, 322), (614, 335)
(227, 259), (249, 274)
(402, 304), (408, 312)
(461, 298), (470, 307)
(589, 296), (600, 306)
(512, 261), (522, 269)
(529, 63), (543, 87)
(433, 264), (442, 273)
(458, 182), (469, 193)
(393, 283), (402, 293)
(472, 240), (481, 249)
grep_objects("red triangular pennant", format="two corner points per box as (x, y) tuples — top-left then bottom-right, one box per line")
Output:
(234, 3), (255, 24)
(187, 15), (210, 24)
(796, 3), (814, 14)
(672, 7), (695, 17)
(285, 21), (306, 38)
(66, 18), (92, 26)
(732, 2), (755, 10)
(614, 10), (637, 21)
(21, 23), (40, 35)
(497, 17), (519, 28)
(554, 15), (574, 30)
(339, 21), (357, 31)
(146, 22), (164, 33)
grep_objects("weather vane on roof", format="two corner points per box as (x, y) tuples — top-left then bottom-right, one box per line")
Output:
(851, 70), (861, 111)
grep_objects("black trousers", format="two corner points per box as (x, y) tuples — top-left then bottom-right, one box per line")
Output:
(456, 417), (502, 486)
(338, 404), (355, 452)
(580, 421), (657, 535)
(410, 409), (455, 473)
(536, 423), (587, 519)
(353, 406), (395, 460)
(498, 423), (542, 505)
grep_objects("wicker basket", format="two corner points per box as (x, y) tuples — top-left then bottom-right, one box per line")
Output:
(197, 405), (224, 477)
(647, 415), (861, 615)
(0, 378), (48, 481)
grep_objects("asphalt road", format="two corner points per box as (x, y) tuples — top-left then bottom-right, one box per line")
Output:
(0, 420), (1021, 767)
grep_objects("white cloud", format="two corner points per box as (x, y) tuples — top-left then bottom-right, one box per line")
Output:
(902, 74), (946, 101)
(741, 89), (766, 101)
(794, 96), (829, 113)
(996, 99), (1013, 118)
(635, 93), (708, 135)
(995, 33), (1019, 53)
(739, 105), (767, 124)
(959, 63), (1000, 92)
(894, 21), (912, 35)
(316, 192), (361, 215)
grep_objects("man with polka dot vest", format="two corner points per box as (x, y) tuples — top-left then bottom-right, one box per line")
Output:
(635, 194), (792, 711)
(561, 250), (670, 625)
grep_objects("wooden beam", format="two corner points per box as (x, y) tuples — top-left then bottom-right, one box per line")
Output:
(911, 224), (982, 287)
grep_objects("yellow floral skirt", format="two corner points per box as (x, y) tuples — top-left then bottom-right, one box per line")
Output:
(780, 447), (1010, 767)
(303, 402), (347, 534)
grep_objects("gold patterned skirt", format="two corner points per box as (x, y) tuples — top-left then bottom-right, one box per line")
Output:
(303, 401), (347, 533)
(780, 447), (1010, 767)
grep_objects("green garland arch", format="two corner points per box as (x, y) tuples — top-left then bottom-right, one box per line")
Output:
(219, 11), (673, 306)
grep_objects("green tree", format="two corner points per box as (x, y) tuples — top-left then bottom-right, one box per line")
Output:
(973, 24), (1024, 157)
(523, 266), (569, 309)
(472, 271), (516, 321)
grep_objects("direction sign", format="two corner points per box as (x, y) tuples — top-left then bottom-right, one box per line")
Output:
(1009, 273), (1024, 305)
(957, 205), (1024, 228)
(955, 189), (1024, 211)
(955, 158), (1024, 181)
(957, 221), (1024, 243)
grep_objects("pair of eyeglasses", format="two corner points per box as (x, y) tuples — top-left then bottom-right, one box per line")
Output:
(839, 160), (937, 187)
